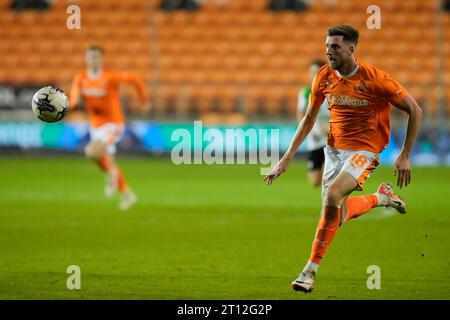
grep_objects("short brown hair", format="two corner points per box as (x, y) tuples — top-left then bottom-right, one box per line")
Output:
(327, 24), (359, 46)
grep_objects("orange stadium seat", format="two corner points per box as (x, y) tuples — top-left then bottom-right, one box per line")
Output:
(443, 71), (450, 87)
(0, 0), (445, 117)
(216, 85), (240, 113)
(260, 86), (285, 115)
(190, 85), (217, 113)
(242, 86), (265, 115)
(446, 91), (450, 116)
(284, 85), (301, 115)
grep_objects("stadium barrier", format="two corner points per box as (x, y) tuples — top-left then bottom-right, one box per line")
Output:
(0, 121), (448, 167)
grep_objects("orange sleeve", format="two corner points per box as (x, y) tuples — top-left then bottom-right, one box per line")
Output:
(372, 67), (407, 105)
(111, 71), (149, 104)
(309, 67), (326, 111)
(69, 72), (83, 110)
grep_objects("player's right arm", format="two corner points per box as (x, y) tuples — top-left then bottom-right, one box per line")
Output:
(371, 66), (423, 189)
(264, 75), (325, 185)
(391, 93), (423, 188)
(69, 72), (83, 110)
(111, 71), (151, 114)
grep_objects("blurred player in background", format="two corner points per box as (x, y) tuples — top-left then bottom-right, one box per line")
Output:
(297, 59), (329, 187)
(70, 46), (151, 210)
(265, 24), (422, 293)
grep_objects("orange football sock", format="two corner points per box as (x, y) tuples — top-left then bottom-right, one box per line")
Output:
(344, 195), (378, 223)
(117, 169), (128, 192)
(96, 154), (113, 173)
(309, 205), (341, 265)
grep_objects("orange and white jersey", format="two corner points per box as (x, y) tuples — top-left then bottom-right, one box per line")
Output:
(70, 69), (149, 128)
(309, 60), (407, 154)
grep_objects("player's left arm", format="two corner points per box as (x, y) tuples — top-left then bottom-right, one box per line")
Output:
(391, 92), (423, 188)
(373, 66), (423, 188)
(114, 72), (151, 113)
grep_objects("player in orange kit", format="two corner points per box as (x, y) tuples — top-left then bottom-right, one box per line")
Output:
(264, 24), (423, 292)
(70, 46), (150, 210)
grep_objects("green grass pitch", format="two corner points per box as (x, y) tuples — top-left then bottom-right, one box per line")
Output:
(0, 156), (449, 299)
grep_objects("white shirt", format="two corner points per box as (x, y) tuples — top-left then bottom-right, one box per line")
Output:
(297, 87), (329, 151)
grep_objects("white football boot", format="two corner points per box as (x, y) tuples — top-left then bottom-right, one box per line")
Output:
(119, 189), (137, 211)
(375, 182), (407, 214)
(291, 270), (315, 293)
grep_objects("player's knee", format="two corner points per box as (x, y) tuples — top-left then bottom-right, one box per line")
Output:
(85, 142), (104, 160)
(84, 144), (94, 159)
(324, 185), (344, 206)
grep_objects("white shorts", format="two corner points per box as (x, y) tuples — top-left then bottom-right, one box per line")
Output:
(322, 145), (379, 195)
(89, 123), (125, 155)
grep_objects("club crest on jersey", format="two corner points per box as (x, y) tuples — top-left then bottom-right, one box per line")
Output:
(324, 80), (334, 89)
(325, 93), (369, 107)
(356, 82), (366, 92)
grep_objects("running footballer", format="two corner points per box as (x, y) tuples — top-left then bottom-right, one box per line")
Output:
(264, 24), (422, 293)
(70, 46), (150, 210)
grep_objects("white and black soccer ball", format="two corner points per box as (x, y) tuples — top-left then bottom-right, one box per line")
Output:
(31, 86), (69, 123)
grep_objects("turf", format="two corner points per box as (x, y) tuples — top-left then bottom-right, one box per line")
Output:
(0, 156), (449, 300)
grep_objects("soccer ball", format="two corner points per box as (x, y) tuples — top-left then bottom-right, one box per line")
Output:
(31, 86), (69, 123)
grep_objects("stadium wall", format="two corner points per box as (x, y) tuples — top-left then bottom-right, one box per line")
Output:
(0, 121), (448, 167)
